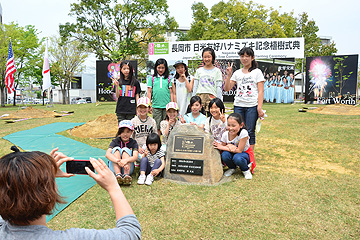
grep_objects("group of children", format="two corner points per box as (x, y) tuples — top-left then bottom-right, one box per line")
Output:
(106, 97), (254, 186)
(264, 71), (295, 103)
(107, 47), (259, 186)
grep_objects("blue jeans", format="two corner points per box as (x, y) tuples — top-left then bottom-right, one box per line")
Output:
(221, 151), (250, 171)
(140, 157), (162, 175)
(108, 147), (135, 175)
(234, 105), (258, 145)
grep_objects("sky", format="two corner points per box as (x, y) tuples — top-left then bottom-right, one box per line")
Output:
(1, 0), (359, 57)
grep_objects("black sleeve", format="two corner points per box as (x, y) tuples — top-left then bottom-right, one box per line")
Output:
(109, 138), (118, 149)
(135, 80), (141, 95)
(131, 139), (138, 151)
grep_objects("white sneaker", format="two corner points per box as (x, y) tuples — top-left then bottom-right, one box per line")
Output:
(242, 170), (252, 180)
(224, 168), (236, 177)
(145, 174), (154, 185)
(137, 174), (146, 185)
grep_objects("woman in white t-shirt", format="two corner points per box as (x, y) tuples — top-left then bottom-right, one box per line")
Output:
(213, 113), (256, 179)
(224, 47), (265, 150)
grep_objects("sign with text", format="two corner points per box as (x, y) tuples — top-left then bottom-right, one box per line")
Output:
(305, 54), (359, 105)
(170, 158), (204, 176)
(164, 124), (223, 184)
(173, 136), (204, 154)
(148, 37), (304, 61)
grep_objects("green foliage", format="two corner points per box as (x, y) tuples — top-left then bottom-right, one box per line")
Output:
(178, 2), (209, 41)
(181, 1), (338, 75)
(35, 90), (42, 99)
(60, 0), (178, 62)
(0, 23), (43, 106)
(331, 56), (354, 95)
(294, 12), (337, 73)
(295, 12), (337, 57)
(49, 37), (88, 104)
(182, 0), (298, 40)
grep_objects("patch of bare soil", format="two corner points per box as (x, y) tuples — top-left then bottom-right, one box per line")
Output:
(308, 104), (360, 115)
(70, 113), (118, 139)
(2, 106), (61, 119)
(260, 138), (353, 178)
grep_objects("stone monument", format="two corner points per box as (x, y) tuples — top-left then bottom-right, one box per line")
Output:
(164, 124), (223, 185)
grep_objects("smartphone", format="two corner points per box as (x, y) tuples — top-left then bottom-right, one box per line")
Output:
(66, 160), (94, 175)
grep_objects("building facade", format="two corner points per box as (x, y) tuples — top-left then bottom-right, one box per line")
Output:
(0, 3), (2, 24)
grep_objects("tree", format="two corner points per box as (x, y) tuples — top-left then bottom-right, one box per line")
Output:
(181, 0), (297, 41)
(60, 0), (178, 62)
(332, 56), (354, 96)
(177, 2), (209, 41)
(0, 23), (42, 106)
(49, 37), (88, 104)
(294, 12), (337, 74)
(182, 0), (337, 71)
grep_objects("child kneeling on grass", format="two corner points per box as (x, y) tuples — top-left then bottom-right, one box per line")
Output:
(137, 133), (165, 186)
(213, 113), (256, 179)
(106, 120), (139, 185)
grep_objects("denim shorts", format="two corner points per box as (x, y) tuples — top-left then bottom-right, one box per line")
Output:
(108, 147), (135, 175)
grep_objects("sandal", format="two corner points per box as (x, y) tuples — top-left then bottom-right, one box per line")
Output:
(116, 173), (123, 185)
(123, 174), (132, 186)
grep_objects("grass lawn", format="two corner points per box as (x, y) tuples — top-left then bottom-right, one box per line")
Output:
(0, 102), (359, 239)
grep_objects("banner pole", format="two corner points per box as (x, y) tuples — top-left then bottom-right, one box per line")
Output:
(301, 58), (304, 102)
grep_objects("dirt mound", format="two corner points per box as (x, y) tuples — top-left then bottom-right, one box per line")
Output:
(70, 113), (118, 138)
(2, 106), (61, 119)
(308, 104), (360, 115)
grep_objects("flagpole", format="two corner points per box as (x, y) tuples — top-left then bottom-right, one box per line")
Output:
(7, 37), (11, 106)
(44, 38), (47, 106)
(42, 38), (46, 105)
(5, 37), (17, 106)
(12, 37), (16, 106)
(11, 37), (15, 106)
(42, 37), (51, 105)
(9, 36), (11, 105)
(47, 37), (50, 99)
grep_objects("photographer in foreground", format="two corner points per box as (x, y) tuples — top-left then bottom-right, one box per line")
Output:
(0, 147), (141, 239)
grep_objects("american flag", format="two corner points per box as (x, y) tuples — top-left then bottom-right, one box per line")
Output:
(5, 39), (16, 94)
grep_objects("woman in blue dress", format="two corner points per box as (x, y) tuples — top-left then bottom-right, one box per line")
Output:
(282, 71), (290, 103)
(269, 74), (276, 102)
(288, 73), (295, 103)
(275, 74), (283, 103)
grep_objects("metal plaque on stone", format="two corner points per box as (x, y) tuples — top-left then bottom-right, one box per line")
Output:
(170, 158), (204, 176)
(173, 136), (204, 154)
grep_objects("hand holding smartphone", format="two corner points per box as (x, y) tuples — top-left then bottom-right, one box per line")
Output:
(66, 160), (95, 175)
